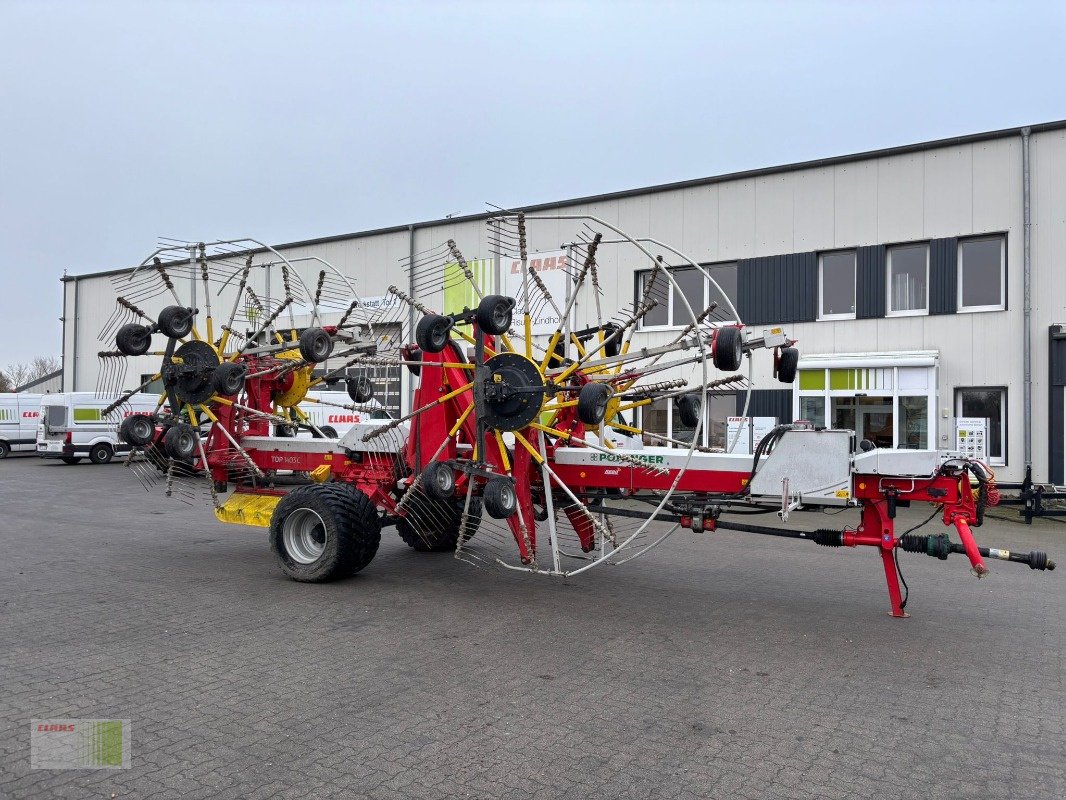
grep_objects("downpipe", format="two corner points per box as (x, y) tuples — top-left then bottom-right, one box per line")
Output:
(1022, 126), (1033, 471)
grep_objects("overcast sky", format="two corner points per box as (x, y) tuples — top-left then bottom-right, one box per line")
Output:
(1, 0), (1064, 365)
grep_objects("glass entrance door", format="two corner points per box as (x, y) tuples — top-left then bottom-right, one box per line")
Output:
(832, 397), (894, 447)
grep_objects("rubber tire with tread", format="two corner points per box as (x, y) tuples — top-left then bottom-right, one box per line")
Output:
(396, 497), (482, 552)
(403, 347), (423, 376)
(0, 441), (9, 459)
(61, 456), (81, 465)
(298, 328), (334, 363)
(484, 477), (518, 519)
(602, 323), (622, 358)
(115, 323), (152, 356)
(415, 314), (454, 354)
(119, 414), (156, 447)
(577, 382), (612, 426)
(712, 326), (743, 372)
(89, 443), (114, 465)
(676, 394), (701, 428)
(270, 483), (381, 582)
(422, 461), (456, 501)
(211, 362), (247, 396)
(346, 376), (374, 404)
(158, 306), (194, 339)
(777, 346), (799, 384)
(475, 295), (515, 335)
(163, 423), (198, 461)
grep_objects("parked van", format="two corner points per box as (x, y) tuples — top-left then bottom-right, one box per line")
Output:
(0, 393), (43, 458)
(37, 392), (162, 464)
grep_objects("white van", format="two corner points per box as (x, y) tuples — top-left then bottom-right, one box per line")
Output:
(0, 393), (43, 458)
(37, 392), (162, 465)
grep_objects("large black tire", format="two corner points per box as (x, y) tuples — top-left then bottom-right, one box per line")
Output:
(602, 323), (622, 358)
(346, 376), (374, 404)
(269, 484), (381, 582)
(211, 362), (247, 396)
(163, 423), (198, 461)
(712, 326), (743, 372)
(777, 346), (799, 384)
(115, 323), (152, 356)
(476, 295), (515, 335)
(577, 382), (612, 426)
(317, 425), (339, 439)
(422, 460), (456, 501)
(396, 497), (482, 552)
(676, 394), (702, 428)
(158, 306), (194, 339)
(119, 414), (156, 447)
(484, 477), (518, 519)
(0, 441), (10, 459)
(415, 314), (453, 354)
(403, 347), (423, 376)
(299, 327), (334, 363)
(88, 442), (114, 465)
(61, 456), (81, 465)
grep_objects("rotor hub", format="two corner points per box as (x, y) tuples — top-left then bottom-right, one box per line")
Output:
(480, 352), (546, 432)
(162, 340), (221, 405)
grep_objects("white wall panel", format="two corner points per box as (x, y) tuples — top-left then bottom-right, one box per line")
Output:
(923, 146), (974, 238)
(833, 161), (878, 247)
(753, 173), (794, 254)
(792, 168), (835, 252)
(717, 178), (756, 260)
(877, 153), (924, 243)
(680, 184), (719, 262)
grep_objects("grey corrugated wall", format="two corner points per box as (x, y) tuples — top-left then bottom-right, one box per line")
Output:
(1049, 326), (1066, 484)
(856, 245), (886, 319)
(737, 389), (794, 424)
(929, 237), (958, 315)
(737, 253), (817, 325)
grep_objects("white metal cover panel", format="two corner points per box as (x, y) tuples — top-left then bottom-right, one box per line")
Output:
(748, 429), (853, 501)
(852, 448), (941, 477)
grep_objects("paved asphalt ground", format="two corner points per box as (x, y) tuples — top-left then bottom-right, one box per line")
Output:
(1, 455), (1063, 800)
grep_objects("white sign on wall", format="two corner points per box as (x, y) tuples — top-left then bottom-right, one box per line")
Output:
(502, 249), (571, 336)
(725, 416), (777, 454)
(955, 417), (988, 460)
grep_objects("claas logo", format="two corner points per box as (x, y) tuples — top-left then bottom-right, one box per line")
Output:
(508, 255), (569, 274)
(22, 411), (40, 418)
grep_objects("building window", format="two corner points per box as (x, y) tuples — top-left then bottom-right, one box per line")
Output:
(706, 263), (738, 319)
(636, 263), (738, 328)
(818, 251), (856, 320)
(139, 373), (164, 394)
(958, 235), (1005, 312)
(955, 387), (1006, 465)
(638, 392), (737, 449)
(886, 243), (929, 316)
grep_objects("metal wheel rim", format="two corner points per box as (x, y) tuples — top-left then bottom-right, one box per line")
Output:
(130, 417), (153, 442)
(433, 467), (453, 495)
(282, 508), (328, 564)
(431, 320), (450, 348)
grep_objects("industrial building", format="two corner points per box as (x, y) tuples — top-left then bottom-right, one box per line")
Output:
(60, 121), (1066, 486)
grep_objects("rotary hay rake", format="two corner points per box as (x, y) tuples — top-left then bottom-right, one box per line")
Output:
(104, 221), (1054, 618)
